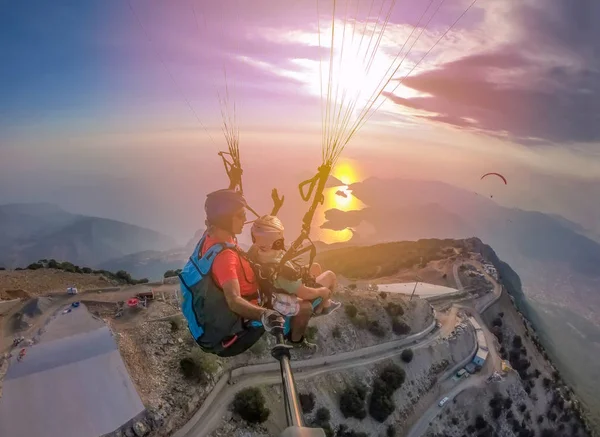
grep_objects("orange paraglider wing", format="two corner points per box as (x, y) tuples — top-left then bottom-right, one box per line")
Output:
(481, 172), (507, 184)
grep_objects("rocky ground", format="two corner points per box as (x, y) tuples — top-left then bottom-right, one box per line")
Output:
(85, 285), (434, 437)
(424, 292), (592, 437)
(208, 307), (474, 437)
(0, 268), (119, 299)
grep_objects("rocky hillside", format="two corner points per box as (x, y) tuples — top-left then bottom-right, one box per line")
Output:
(86, 284), (434, 437)
(0, 268), (119, 300)
(0, 203), (176, 268)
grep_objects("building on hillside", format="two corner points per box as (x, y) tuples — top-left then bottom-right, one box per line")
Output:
(472, 348), (489, 367)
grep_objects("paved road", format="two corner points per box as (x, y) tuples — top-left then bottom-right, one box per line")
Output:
(406, 374), (487, 437)
(174, 321), (442, 437)
(405, 261), (504, 437)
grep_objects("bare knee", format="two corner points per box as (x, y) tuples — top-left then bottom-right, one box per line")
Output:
(317, 270), (337, 288)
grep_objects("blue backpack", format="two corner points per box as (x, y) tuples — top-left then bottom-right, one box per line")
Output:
(178, 233), (264, 356)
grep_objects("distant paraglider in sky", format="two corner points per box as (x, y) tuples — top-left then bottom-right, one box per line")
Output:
(480, 172), (507, 198)
(335, 190), (348, 199)
(480, 172), (507, 185)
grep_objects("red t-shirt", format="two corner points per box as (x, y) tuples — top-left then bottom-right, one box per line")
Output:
(201, 234), (259, 304)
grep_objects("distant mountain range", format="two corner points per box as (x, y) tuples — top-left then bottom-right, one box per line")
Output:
(321, 177), (600, 326)
(0, 203), (176, 269)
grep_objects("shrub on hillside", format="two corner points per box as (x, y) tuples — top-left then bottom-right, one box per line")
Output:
(299, 392), (315, 414)
(369, 378), (395, 422)
(315, 407), (330, 424)
(306, 326), (319, 342)
(379, 364), (406, 391)
(339, 385), (367, 420)
(385, 302), (404, 317)
(379, 291), (387, 299)
(164, 269), (182, 278)
(367, 320), (386, 337)
(232, 388), (270, 424)
(345, 304), (358, 318)
(82, 267), (93, 274)
(512, 335), (523, 349)
(26, 263), (44, 270)
(392, 318), (411, 335)
(401, 348), (414, 363)
(492, 317), (503, 327)
(348, 283), (357, 290)
(475, 415), (488, 430)
(332, 325), (341, 339)
(179, 349), (218, 382)
(386, 425), (396, 437)
(336, 424), (368, 437)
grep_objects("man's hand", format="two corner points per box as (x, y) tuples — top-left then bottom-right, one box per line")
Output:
(261, 309), (285, 333)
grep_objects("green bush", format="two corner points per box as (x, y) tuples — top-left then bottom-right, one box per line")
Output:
(315, 407), (330, 425)
(26, 263), (44, 270)
(367, 320), (386, 338)
(339, 385), (367, 420)
(332, 325), (341, 339)
(82, 267), (93, 274)
(369, 378), (395, 422)
(385, 302), (404, 317)
(299, 392), (315, 414)
(336, 424), (369, 437)
(164, 269), (182, 278)
(401, 348), (414, 363)
(392, 318), (411, 335)
(306, 326), (318, 342)
(379, 364), (406, 391)
(232, 388), (270, 424)
(345, 304), (358, 318)
(179, 348), (219, 382)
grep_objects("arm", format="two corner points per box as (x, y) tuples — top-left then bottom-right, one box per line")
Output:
(295, 283), (329, 302)
(222, 279), (266, 321)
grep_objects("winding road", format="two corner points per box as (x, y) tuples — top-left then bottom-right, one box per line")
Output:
(405, 261), (504, 437)
(174, 320), (441, 437)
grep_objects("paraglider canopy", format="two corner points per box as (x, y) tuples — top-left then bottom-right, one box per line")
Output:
(335, 189), (348, 199)
(480, 172), (507, 184)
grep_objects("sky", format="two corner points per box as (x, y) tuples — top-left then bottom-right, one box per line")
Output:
(0, 0), (599, 243)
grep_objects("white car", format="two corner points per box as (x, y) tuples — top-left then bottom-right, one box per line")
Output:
(438, 396), (450, 407)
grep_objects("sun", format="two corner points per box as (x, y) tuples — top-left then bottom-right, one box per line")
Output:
(332, 159), (359, 185)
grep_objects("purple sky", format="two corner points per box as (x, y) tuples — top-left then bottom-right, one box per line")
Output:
(1, 0), (598, 242)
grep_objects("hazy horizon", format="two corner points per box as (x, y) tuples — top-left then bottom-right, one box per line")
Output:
(1, 0), (599, 243)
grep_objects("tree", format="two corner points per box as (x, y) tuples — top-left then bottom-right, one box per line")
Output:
(299, 392), (315, 414)
(512, 335), (523, 349)
(401, 348), (414, 363)
(475, 415), (488, 430)
(492, 318), (503, 327)
(367, 320), (386, 337)
(315, 407), (330, 424)
(339, 385), (367, 420)
(82, 267), (93, 274)
(26, 263), (44, 270)
(392, 318), (411, 335)
(379, 365), (406, 391)
(369, 379), (395, 422)
(232, 388), (270, 423)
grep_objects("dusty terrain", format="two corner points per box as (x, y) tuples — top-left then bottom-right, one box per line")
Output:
(0, 268), (119, 300)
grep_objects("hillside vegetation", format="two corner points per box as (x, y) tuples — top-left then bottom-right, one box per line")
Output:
(315, 239), (463, 280)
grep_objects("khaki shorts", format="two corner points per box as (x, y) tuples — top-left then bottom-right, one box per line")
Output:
(272, 293), (301, 317)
